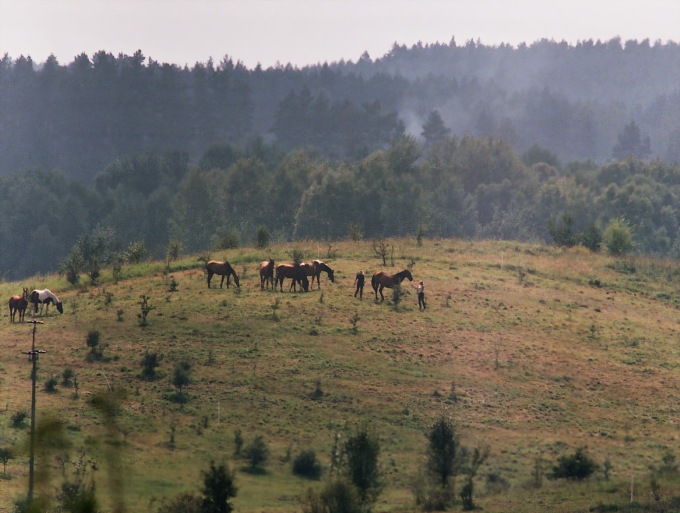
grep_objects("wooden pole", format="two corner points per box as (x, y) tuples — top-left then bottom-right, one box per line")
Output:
(24, 320), (44, 505)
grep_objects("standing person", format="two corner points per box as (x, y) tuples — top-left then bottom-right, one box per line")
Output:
(354, 270), (365, 299)
(417, 281), (426, 310)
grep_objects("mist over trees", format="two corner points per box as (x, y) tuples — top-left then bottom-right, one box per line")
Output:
(2, 38), (680, 179)
(0, 39), (679, 279)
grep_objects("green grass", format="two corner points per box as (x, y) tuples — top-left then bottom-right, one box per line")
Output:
(0, 238), (679, 512)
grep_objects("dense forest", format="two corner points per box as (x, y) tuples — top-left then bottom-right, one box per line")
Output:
(0, 38), (679, 279)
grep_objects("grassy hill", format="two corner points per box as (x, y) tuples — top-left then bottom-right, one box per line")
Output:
(0, 238), (678, 512)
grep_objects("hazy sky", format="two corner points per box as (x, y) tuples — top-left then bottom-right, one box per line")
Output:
(1, 0), (679, 68)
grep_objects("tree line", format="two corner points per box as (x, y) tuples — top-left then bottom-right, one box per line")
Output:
(0, 135), (678, 281)
(1, 38), (679, 182)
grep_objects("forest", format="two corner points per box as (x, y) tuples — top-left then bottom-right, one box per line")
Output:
(0, 38), (679, 279)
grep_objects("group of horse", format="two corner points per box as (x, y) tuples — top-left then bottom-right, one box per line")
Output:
(205, 258), (414, 301)
(5, 263), (412, 322)
(205, 258), (335, 292)
(8, 288), (63, 322)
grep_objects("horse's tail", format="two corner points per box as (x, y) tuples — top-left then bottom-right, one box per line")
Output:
(371, 273), (378, 292)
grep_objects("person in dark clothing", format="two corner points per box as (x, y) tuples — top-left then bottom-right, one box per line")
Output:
(354, 270), (365, 299)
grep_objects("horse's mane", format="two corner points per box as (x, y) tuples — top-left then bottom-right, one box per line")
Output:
(395, 269), (412, 279)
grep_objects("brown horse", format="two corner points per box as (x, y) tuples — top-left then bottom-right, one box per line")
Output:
(206, 260), (240, 288)
(275, 263), (309, 292)
(371, 269), (413, 301)
(259, 259), (275, 290)
(311, 260), (335, 289)
(9, 288), (28, 322)
(297, 260), (335, 290)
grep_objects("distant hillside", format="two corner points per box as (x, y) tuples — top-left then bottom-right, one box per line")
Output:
(0, 238), (678, 512)
(1, 38), (679, 180)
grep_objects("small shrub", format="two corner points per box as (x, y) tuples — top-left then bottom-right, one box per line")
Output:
(271, 298), (280, 321)
(44, 375), (58, 393)
(549, 447), (598, 481)
(126, 241), (148, 264)
(415, 481), (455, 512)
(138, 295), (155, 327)
(310, 381), (324, 400)
(86, 330), (100, 351)
(234, 429), (243, 457)
(11, 410), (28, 428)
(85, 330), (105, 361)
(256, 226), (270, 248)
(416, 225), (425, 246)
(140, 351), (163, 381)
(301, 479), (361, 513)
(166, 240), (183, 262)
(88, 258), (101, 285)
(350, 311), (360, 334)
(485, 471), (511, 494)
(603, 217), (633, 256)
(372, 239), (389, 265)
(60, 248), (85, 285)
(243, 435), (269, 471)
(291, 248), (304, 265)
(62, 367), (74, 387)
(154, 492), (201, 513)
(580, 222), (602, 251)
(547, 213), (576, 247)
(171, 362), (191, 398)
(293, 450), (322, 480)
(659, 451), (678, 475)
(111, 254), (124, 283)
(0, 447), (14, 477)
(348, 222), (363, 241)
(216, 229), (240, 250)
(392, 285), (403, 311)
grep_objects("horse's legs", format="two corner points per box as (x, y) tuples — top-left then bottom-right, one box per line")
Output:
(379, 285), (385, 301)
(219, 274), (225, 288)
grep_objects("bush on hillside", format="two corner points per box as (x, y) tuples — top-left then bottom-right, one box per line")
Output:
(293, 450), (322, 480)
(549, 447), (598, 481)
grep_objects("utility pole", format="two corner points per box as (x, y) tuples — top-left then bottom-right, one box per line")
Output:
(22, 320), (45, 504)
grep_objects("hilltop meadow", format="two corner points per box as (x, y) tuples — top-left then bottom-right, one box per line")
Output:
(0, 238), (678, 512)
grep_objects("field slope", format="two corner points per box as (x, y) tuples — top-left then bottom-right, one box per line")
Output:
(0, 239), (678, 512)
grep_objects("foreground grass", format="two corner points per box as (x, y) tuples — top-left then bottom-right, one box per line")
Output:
(0, 238), (678, 512)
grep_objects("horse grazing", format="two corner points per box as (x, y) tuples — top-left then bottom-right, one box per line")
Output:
(259, 259), (275, 290)
(206, 260), (240, 288)
(30, 289), (64, 315)
(9, 288), (28, 322)
(371, 269), (413, 301)
(311, 260), (335, 289)
(275, 263), (309, 292)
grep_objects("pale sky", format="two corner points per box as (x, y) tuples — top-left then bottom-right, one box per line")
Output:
(1, 0), (678, 69)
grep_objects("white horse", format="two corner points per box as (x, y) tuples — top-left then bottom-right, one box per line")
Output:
(29, 289), (64, 315)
